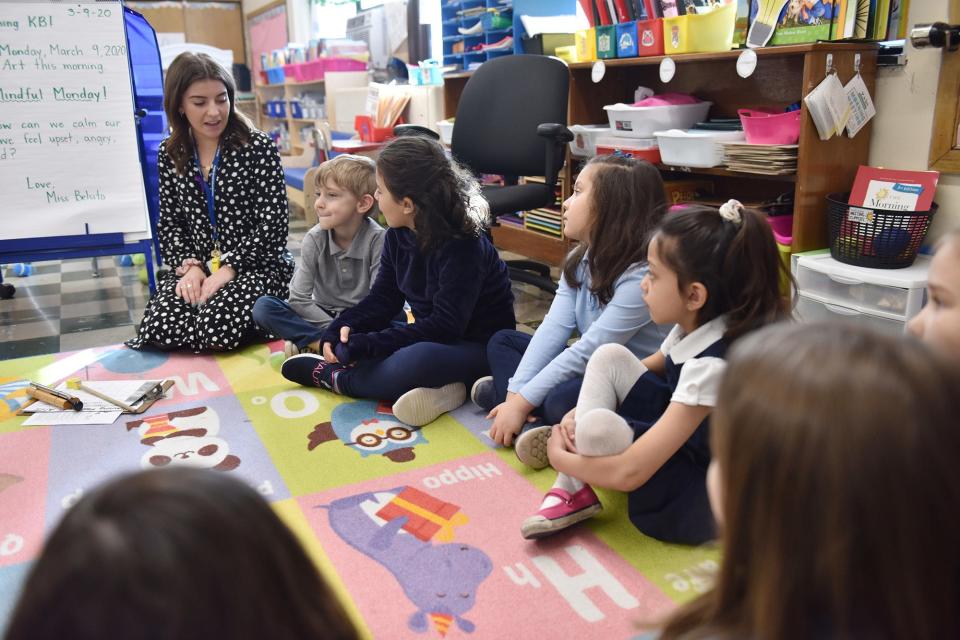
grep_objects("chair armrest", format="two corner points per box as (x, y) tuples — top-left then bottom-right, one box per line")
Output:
(537, 123), (574, 188)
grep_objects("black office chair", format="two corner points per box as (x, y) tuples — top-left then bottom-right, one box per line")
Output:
(398, 55), (572, 293)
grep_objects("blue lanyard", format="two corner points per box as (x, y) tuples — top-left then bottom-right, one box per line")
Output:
(194, 145), (221, 248)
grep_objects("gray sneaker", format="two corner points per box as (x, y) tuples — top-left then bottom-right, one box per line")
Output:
(514, 424), (552, 470)
(392, 382), (467, 427)
(470, 376), (497, 412)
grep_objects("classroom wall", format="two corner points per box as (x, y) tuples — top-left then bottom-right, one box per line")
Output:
(869, 0), (960, 241)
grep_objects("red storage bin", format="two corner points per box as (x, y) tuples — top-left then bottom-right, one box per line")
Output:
(355, 115), (405, 142)
(637, 19), (664, 56)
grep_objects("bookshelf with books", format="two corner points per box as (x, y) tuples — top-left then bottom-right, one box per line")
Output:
(566, 42), (879, 253)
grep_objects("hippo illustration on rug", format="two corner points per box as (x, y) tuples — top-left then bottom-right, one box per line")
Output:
(319, 486), (492, 636)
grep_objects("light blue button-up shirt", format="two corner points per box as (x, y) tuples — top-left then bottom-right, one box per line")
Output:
(508, 254), (672, 406)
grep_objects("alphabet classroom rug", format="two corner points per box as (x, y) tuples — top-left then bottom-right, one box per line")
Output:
(0, 343), (718, 638)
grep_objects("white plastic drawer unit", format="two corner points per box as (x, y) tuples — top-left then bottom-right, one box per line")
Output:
(795, 294), (906, 336)
(793, 253), (931, 322)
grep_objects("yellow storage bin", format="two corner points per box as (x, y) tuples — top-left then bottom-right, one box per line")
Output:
(555, 45), (578, 63)
(662, 2), (736, 54)
(575, 27), (596, 62)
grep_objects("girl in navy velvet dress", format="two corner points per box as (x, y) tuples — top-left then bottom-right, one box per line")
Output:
(282, 136), (515, 427)
(521, 201), (790, 543)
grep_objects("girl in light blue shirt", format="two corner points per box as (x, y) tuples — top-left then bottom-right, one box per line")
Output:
(479, 156), (670, 461)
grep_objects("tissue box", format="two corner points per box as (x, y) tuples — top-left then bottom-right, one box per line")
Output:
(616, 21), (638, 58)
(596, 25), (617, 59)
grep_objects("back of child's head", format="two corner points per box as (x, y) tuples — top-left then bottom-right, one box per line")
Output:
(376, 136), (481, 252)
(660, 323), (960, 640)
(4, 468), (359, 640)
(652, 201), (790, 340)
(316, 153), (378, 213)
(562, 155), (666, 306)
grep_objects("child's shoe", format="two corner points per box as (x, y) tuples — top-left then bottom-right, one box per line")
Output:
(514, 424), (552, 469)
(392, 382), (466, 427)
(283, 341), (319, 359)
(469, 375), (496, 412)
(281, 354), (344, 391)
(520, 485), (602, 539)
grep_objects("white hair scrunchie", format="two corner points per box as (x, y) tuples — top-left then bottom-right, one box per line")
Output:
(719, 199), (744, 225)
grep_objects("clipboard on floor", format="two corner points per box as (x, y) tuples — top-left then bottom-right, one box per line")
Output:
(17, 379), (175, 416)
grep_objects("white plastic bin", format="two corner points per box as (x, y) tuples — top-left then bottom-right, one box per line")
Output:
(568, 124), (611, 157)
(793, 253), (930, 321)
(437, 119), (454, 145)
(795, 294), (906, 337)
(603, 101), (711, 138)
(653, 129), (745, 168)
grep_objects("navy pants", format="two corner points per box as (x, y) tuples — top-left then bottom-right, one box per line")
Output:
(336, 340), (491, 402)
(252, 296), (328, 348)
(619, 372), (715, 545)
(486, 329), (582, 425)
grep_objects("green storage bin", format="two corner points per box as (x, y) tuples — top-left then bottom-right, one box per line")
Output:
(596, 25), (617, 59)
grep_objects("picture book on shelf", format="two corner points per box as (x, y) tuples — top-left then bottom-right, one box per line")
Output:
(750, 0), (840, 45)
(848, 166), (940, 212)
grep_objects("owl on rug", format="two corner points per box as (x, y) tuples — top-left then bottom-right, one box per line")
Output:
(307, 399), (428, 463)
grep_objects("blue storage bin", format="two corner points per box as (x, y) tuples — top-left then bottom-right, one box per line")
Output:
(290, 100), (303, 119)
(266, 67), (285, 84)
(616, 21), (638, 58)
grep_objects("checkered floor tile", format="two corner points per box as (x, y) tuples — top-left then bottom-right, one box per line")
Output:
(1, 215), (553, 359)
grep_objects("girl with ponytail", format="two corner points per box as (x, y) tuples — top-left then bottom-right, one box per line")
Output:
(521, 201), (791, 543)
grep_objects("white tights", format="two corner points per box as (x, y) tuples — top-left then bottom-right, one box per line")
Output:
(548, 344), (649, 499)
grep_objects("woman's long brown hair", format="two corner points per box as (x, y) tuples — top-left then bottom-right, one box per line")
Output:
(659, 323), (960, 640)
(562, 156), (666, 306)
(162, 52), (253, 175)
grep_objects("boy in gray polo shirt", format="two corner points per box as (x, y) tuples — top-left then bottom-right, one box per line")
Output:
(253, 154), (385, 358)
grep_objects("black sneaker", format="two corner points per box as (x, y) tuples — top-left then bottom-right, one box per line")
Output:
(470, 375), (497, 412)
(281, 354), (342, 390)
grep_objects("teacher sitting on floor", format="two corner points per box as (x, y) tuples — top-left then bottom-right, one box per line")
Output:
(129, 52), (294, 352)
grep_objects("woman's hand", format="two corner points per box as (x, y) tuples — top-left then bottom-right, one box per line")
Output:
(198, 265), (235, 305)
(322, 326), (351, 363)
(175, 266), (206, 305)
(487, 392), (537, 447)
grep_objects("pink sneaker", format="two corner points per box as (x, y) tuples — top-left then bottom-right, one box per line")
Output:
(520, 485), (602, 539)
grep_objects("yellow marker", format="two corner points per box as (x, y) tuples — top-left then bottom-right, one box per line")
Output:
(66, 377), (136, 412)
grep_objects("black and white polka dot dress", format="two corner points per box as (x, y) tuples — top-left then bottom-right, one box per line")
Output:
(128, 129), (294, 352)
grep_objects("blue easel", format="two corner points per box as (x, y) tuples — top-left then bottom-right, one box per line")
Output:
(0, 2), (166, 294)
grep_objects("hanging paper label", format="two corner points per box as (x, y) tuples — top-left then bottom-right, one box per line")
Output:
(844, 73), (876, 139)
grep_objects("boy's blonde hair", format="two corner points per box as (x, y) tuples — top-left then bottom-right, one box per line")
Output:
(315, 154), (378, 214)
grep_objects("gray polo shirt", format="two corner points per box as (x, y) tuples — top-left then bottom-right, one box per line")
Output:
(288, 217), (385, 328)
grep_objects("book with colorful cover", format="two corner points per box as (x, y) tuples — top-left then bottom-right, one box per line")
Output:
(752, 0), (839, 45)
(848, 166), (940, 211)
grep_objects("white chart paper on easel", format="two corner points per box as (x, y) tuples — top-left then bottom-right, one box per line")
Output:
(0, 1), (151, 241)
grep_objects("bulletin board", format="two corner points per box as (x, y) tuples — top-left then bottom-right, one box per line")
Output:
(0, 0), (151, 242)
(246, 0), (287, 83)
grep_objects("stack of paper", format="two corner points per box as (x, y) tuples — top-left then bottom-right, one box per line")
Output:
(722, 143), (798, 176)
(524, 208), (563, 237)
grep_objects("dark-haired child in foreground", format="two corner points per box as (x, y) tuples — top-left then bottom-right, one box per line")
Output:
(282, 136), (515, 427)
(4, 468), (359, 640)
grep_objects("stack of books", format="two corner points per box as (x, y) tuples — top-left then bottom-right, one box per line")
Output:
(722, 143), (798, 176)
(524, 208), (563, 237)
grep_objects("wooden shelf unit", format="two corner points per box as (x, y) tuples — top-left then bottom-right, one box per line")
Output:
(443, 42), (878, 262)
(567, 42), (878, 253)
(253, 79), (326, 151)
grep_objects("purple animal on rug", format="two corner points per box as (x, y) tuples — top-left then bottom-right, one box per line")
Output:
(319, 487), (492, 636)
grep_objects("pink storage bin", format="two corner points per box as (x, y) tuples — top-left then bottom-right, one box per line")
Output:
(738, 109), (801, 145)
(767, 214), (793, 246)
(283, 63), (306, 82)
(325, 57), (367, 73)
